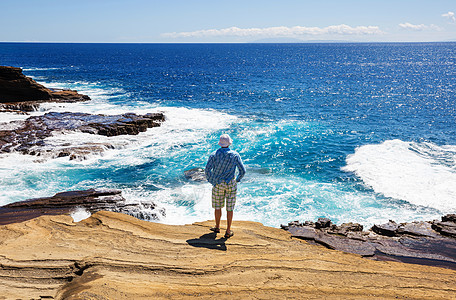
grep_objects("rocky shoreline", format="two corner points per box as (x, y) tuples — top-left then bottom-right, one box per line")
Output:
(282, 216), (456, 270)
(0, 66), (167, 223)
(6, 186), (454, 273)
(3, 186), (455, 272)
(0, 188), (455, 298)
(0, 111), (165, 160)
(1, 65), (166, 160)
(1, 211), (455, 299)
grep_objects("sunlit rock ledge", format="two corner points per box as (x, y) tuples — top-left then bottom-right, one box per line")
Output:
(0, 209), (455, 299)
(0, 188), (164, 226)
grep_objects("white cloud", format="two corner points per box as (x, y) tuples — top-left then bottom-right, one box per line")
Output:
(162, 25), (384, 39)
(398, 23), (442, 31)
(442, 11), (456, 23)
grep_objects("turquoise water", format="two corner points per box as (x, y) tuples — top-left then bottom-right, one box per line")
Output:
(0, 43), (455, 226)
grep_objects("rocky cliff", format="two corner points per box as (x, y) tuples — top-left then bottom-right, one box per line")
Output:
(0, 66), (90, 111)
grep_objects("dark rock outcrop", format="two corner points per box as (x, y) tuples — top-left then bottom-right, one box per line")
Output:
(0, 188), (164, 225)
(372, 220), (399, 236)
(0, 111), (165, 159)
(315, 217), (332, 229)
(0, 66), (90, 111)
(432, 214), (456, 238)
(283, 215), (456, 270)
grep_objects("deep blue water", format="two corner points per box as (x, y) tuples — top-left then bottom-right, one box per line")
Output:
(1, 43), (455, 226)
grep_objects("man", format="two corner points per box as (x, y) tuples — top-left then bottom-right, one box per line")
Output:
(205, 134), (246, 238)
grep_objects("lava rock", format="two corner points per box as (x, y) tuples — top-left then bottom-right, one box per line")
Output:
(432, 221), (456, 238)
(315, 217), (332, 229)
(288, 226), (317, 240)
(371, 220), (399, 237)
(0, 66), (90, 108)
(442, 214), (456, 222)
(315, 232), (376, 257)
(0, 66), (90, 113)
(431, 214), (456, 238)
(397, 221), (439, 237)
(284, 217), (456, 270)
(339, 222), (363, 232)
(0, 188), (165, 225)
(0, 111), (165, 159)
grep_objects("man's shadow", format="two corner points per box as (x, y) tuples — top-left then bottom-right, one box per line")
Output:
(186, 232), (227, 251)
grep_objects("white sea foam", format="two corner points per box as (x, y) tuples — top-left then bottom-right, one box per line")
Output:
(122, 184), (213, 225)
(36, 79), (126, 104)
(1, 73), (238, 159)
(0, 75), (241, 219)
(22, 67), (61, 71)
(31, 105), (238, 163)
(0, 153), (72, 205)
(343, 139), (456, 212)
(120, 169), (437, 227)
(70, 207), (91, 222)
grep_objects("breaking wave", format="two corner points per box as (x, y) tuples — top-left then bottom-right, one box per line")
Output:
(344, 139), (456, 212)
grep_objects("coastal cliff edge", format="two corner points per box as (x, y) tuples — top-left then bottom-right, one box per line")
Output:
(0, 211), (455, 299)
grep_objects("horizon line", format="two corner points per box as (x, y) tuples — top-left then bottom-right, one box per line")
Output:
(1, 40), (455, 44)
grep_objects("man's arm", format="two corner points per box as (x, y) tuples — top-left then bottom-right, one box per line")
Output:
(235, 154), (246, 182)
(205, 155), (214, 185)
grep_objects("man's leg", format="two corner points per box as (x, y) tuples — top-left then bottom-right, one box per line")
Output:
(212, 182), (226, 230)
(225, 179), (237, 236)
(215, 209), (222, 229)
(226, 210), (233, 233)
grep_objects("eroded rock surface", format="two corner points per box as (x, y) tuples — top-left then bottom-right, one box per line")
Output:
(0, 111), (165, 159)
(0, 212), (455, 299)
(0, 188), (164, 225)
(283, 216), (456, 270)
(0, 66), (90, 112)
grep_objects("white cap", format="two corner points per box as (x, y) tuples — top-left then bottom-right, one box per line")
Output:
(218, 134), (232, 147)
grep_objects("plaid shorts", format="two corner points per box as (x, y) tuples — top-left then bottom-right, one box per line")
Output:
(212, 178), (237, 211)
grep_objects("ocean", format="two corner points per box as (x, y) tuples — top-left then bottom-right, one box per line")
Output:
(0, 42), (455, 227)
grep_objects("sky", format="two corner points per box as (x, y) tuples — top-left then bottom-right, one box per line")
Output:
(1, 0), (455, 43)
